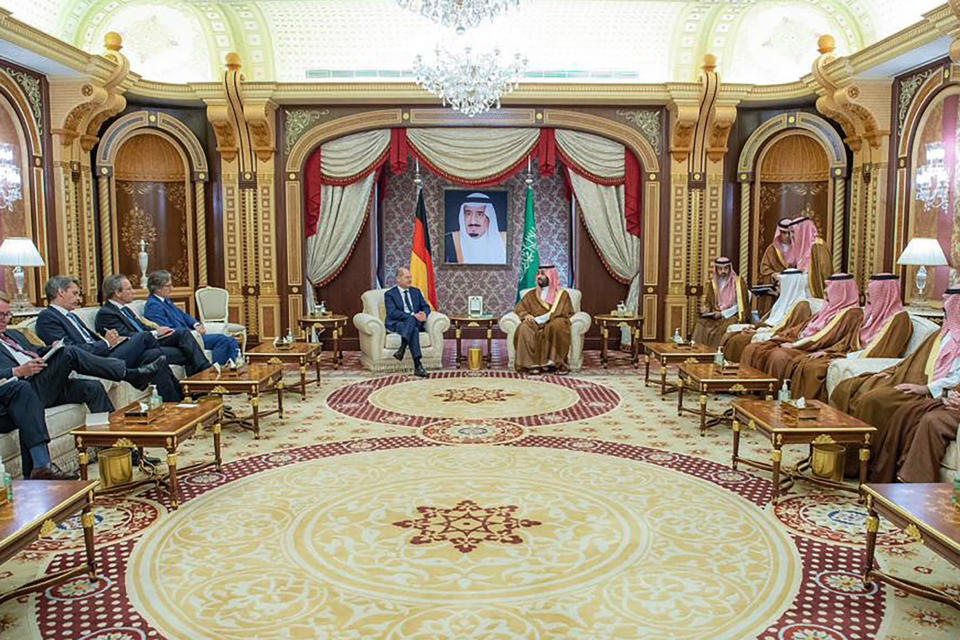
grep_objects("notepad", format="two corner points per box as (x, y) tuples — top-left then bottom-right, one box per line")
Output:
(84, 412), (110, 427)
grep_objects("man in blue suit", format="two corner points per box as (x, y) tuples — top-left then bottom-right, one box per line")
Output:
(143, 270), (240, 365)
(35, 275), (181, 401)
(384, 267), (430, 377)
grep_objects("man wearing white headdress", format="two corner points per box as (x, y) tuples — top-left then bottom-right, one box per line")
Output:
(445, 192), (508, 264)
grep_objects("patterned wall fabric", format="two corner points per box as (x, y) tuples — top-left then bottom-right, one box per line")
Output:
(115, 181), (190, 286)
(381, 162), (571, 317)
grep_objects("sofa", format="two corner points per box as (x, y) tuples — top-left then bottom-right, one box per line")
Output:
(0, 306), (208, 478)
(499, 288), (592, 371)
(824, 313), (957, 481)
(353, 289), (451, 372)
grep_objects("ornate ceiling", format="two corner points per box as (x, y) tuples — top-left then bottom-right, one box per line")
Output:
(1, 0), (946, 84)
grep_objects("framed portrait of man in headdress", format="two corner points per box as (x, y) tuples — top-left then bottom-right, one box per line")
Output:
(443, 189), (509, 265)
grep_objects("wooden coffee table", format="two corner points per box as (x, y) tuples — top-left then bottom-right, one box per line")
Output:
(731, 398), (876, 504)
(180, 363), (284, 439)
(862, 483), (960, 610)
(678, 363), (776, 435)
(595, 314), (643, 368)
(299, 314), (345, 367)
(449, 314), (496, 369)
(72, 398), (224, 509)
(643, 341), (717, 396)
(0, 480), (98, 603)
(245, 341), (322, 400)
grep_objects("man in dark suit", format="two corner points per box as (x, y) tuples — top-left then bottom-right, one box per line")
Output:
(384, 267), (430, 377)
(0, 293), (165, 479)
(96, 274), (210, 377)
(35, 275), (182, 401)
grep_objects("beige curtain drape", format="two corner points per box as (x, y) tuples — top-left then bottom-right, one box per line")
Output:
(321, 130), (390, 179)
(305, 174), (376, 305)
(568, 171), (641, 344)
(555, 129), (624, 179)
(406, 128), (540, 181)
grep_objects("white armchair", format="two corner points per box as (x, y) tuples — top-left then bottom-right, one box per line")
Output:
(194, 286), (248, 354)
(353, 289), (450, 372)
(499, 288), (592, 371)
(825, 314), (956, 481)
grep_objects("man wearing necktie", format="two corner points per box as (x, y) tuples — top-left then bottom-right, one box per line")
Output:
(384, 268), (431, 377)
(35, 275), (182, 401)
(96, 274), (210, 376)
(143, 270), (241, 365)
(0, 293), (166, 479)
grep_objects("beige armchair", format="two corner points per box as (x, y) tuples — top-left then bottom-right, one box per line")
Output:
(194, 286), (248, 353)
(825, 313), (956, 481)
(353, 289), (450, 372)
(499, 288), (592, 371)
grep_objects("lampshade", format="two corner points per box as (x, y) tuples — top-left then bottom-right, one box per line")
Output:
(0, 237), (44, 267)
(897, 237), (949, 266)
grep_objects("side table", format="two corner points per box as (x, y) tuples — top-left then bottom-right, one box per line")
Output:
(72, 398), (224, 509)
(246, 341), (322, 400)
(448, 314), (496, 369)
(0, 480), (98, 604)
(594, 314), (643, 368)
(299, 315), (344, 367)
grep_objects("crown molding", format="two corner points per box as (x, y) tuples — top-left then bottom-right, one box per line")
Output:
(0, 6), (956, 107)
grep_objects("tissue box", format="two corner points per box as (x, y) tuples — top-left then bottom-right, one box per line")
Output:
(123, 404), (165, 424)
(781, 402), (819, 421)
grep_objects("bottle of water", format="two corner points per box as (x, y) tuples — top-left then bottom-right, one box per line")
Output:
(777, 380), (790, 403)
(0, 459), (11, 503)
(673, 328), (683, 344)
(149, 384), (162, 410)
(285, 327), (295, 344)
(953, 475), (960, 512)
(714, 347), (724, 367)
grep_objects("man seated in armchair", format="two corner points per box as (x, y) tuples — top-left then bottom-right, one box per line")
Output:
(143, 270), (240, 366)
(384, 268), (430, 378)
(513, 265), (574, 374)
(35, 275), (181, 401)
(0, 293), (166, 479)
(97, 274), (210, 377)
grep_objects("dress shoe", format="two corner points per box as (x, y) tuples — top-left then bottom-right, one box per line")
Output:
(125, 355), (169, 389)
(30, 463), (79, 480)
(393, 347), (406, 361)
(414, 364), (428, 378)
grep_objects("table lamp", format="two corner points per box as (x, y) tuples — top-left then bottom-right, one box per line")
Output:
(897, 237), (948, 305)
(0, 237), (44, 309)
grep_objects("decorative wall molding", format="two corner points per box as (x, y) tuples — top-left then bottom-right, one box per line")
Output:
(283, 108), (330, 156)
(615, 108), (661, 156)
(897, 67), (938, 138)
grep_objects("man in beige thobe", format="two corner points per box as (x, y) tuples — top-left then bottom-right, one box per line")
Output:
(514, 266), (574, 373)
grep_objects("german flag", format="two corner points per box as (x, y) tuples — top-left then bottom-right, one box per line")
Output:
(409, 189), (439, 309)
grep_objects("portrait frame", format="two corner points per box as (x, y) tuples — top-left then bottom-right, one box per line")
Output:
(441, 188), (511, 269)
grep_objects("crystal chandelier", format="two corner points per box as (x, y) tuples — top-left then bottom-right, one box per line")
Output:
(0, 143), (21, 212)
(397, 0), (521, 34)
(915, 141), (949, 213)
(413, 46), (526, 117)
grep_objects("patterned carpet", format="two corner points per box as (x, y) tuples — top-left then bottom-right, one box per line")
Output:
(1, 347), (959, 639)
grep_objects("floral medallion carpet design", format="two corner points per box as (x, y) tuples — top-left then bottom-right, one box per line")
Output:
(0, 364), (958, 639)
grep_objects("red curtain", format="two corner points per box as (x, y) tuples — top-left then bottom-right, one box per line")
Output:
(304, 146), (322, 237)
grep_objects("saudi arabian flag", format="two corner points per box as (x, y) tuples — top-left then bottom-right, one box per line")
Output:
(516, 186), (540, 302)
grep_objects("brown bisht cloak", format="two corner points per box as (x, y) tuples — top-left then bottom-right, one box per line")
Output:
(829, 331), (939, 416)
(691, 276), (749, 348)
(759, 244), (788, 285)
(739, 301), (813, 370)
(807, 240), (833, 299)
(786, 311), (912, 402)
(513, 289), (574, 371)
(765, 307), (865, 382)
(870, 397), (959, 483)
